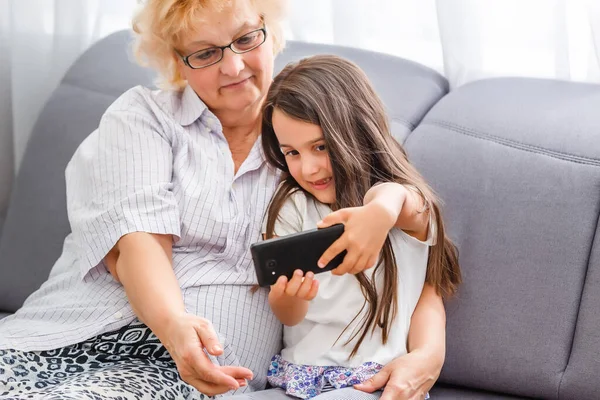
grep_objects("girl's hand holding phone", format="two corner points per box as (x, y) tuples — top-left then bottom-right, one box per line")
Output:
(269, 269), (320, 301)
(316, 202), (397, 275)
(268, 270), (320, 326)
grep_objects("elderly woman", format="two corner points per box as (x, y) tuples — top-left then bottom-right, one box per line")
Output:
(0, 0), (446, 399)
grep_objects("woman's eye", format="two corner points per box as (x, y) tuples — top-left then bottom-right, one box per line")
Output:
(193, 49), (217, 60)
(284, 150), (299, 157)
(315, 144), (327, 152)
(236, 33), (257, 45)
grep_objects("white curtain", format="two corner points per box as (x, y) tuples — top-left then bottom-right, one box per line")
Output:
(1, 0), (600, 220)
(0, 0), (138, 221)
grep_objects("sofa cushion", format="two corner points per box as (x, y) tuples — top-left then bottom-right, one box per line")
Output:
(559, 220), (600, 398)
(404, 78), (600, 399)
(0, 32), (156, 313)
(275, 41), (448, 143)
(0, 31), (448, 313)
(431, 384), (530, 399)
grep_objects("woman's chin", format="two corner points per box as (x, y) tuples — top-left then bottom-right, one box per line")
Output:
(224, 92), (261, 113)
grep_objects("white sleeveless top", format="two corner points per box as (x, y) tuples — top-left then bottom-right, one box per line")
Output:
(267, 190), (435, 368)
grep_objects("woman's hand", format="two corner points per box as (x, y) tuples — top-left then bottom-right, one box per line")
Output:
(159, 312), (254, 396)
(354, 348), (441, 400)
(316, 202), (397, 275)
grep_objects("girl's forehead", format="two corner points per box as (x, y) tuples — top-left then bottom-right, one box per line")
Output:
(273, 111), (323, 146)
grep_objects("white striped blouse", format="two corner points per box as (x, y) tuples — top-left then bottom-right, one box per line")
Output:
(0, 85), (282, 354)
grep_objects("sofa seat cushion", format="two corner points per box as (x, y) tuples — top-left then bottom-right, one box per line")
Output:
(431, 384), (531, 399)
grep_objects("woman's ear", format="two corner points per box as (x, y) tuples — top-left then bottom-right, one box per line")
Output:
(174, 56), (188, 81)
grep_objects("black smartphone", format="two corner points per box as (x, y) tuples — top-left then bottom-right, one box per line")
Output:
(250, 224), (346, 287)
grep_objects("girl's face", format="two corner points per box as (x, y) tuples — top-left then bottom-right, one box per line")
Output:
(272, 108), (336, 205)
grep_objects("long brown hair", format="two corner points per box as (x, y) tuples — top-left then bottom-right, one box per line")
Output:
(262, 55), (461, 358)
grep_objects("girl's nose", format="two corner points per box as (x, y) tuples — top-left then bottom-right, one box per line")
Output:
(302, 157), (321, 177)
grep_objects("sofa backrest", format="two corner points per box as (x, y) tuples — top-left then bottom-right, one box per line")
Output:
(560, 214), (600, 398)
(404, 78), (600, 399)
(0, 31), (448, 312)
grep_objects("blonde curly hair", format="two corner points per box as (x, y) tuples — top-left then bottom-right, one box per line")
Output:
(132, 0), (287, 90)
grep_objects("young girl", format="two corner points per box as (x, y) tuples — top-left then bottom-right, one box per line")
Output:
(259, 55), (461, 399)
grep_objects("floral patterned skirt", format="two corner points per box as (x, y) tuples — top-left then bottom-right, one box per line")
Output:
(266, 355), (383, 399)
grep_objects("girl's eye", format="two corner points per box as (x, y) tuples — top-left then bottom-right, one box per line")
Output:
(284, 149), (299, 157)
(315, 144), (327, 152)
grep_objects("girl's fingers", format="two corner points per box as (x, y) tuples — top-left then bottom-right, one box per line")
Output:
(318, 236), (348, 268)
(306, 279), (320, 300)
(332, 250), (359, 275)
(349, 253), (372, 275)
(296, 272), (315, 299)
(270, 276), (287, 297)
(284, 269), (304, 296)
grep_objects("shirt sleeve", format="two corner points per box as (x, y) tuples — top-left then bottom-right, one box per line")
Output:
(261, 189), (307, 237)
(400, 210), (437, 247)
(66, 89), (181, 279)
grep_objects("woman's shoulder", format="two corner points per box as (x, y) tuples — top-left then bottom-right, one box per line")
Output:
(104, 85), (206, 127)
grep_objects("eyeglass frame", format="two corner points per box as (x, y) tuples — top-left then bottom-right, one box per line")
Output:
(177, 25), (268, 70)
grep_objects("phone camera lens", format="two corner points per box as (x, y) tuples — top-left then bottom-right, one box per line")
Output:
(266, 259), (277, 269)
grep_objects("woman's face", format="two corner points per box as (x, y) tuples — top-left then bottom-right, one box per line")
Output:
(176, 1), (274, 118)
(272, 108), (336, 205)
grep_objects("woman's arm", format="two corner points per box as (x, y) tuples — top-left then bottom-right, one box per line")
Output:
(354, 284), (446, 400)
(106, 232), (253, 395)
(108, 233), (184, 335)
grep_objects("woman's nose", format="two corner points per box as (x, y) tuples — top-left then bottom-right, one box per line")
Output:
(219, 49), (244, 77)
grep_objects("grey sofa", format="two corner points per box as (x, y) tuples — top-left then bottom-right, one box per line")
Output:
(0, 31), (598, 399)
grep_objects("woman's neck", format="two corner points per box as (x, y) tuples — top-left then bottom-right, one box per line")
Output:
(210, 96), (265, 173)
(220, 117), (261, 174)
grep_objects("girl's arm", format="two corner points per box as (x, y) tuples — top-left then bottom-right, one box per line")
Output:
(268, 270), (319, 326)
(354, 284), (446, 399)
(407, 284), (446, 364)
(317, 182), (429, 273)
(363, 182), (430, 241)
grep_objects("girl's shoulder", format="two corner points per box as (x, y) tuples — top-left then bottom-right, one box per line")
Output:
(272, 189), (333, 235)
(391, 212), (437, 248)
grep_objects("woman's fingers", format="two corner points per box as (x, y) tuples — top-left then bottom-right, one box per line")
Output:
(185, 375), (234, 397)
(220, 365), (254, 381)
(193, 318), (223, 356)
(180, 346), (239, 394)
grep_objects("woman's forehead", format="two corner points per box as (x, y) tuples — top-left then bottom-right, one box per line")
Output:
(180, 0), (262, 48)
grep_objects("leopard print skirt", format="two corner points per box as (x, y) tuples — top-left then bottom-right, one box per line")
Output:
(0, 322), (207, 400)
